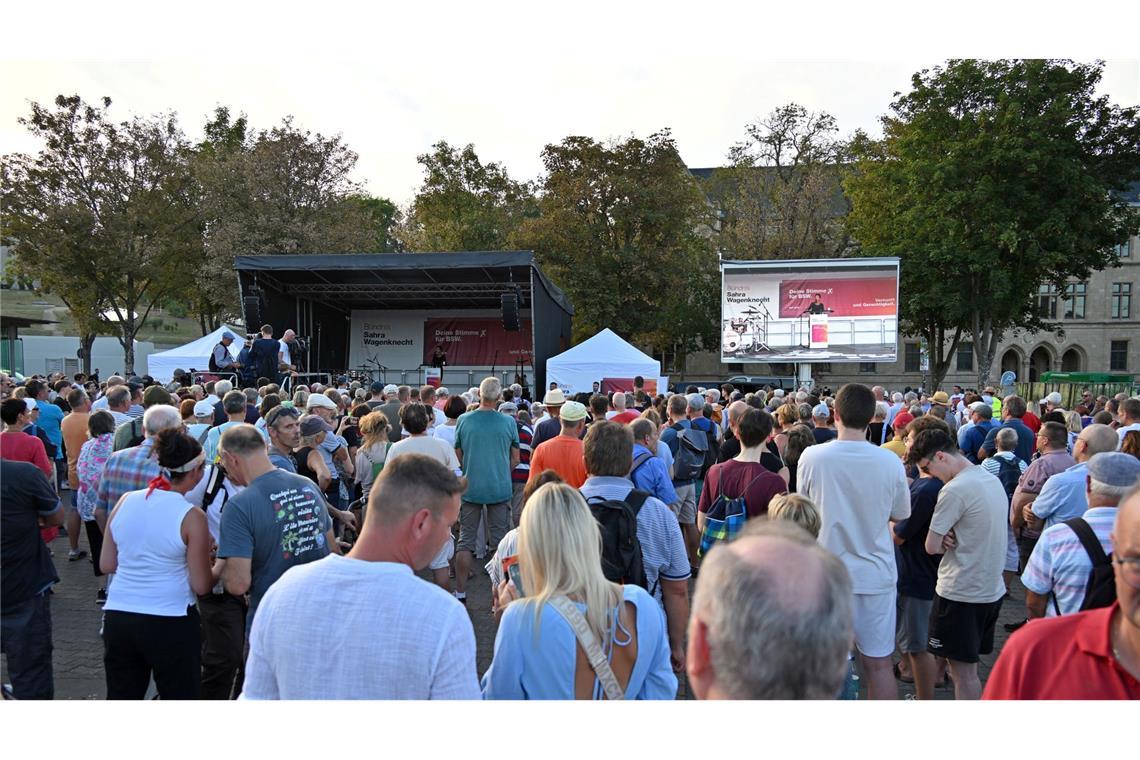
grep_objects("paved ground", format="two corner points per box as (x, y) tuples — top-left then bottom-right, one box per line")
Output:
(4, 529), (1027, 699)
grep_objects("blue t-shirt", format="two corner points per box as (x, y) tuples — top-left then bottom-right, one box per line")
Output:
(454, 409), (519, 504)
(893, 476), (943, 600)
(217, 469), (332, 631)
(630, 443), (677, 507)
(480, 584), (677, 700)
(35, 400), (65, 459)
(960, 420), (995, 464)
(981, 419), (1035, 464)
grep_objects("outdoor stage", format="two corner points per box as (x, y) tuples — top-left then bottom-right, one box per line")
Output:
(234, 251), (573, 393)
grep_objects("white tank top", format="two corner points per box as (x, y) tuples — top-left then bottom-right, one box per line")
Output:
(104, 488), (196, 616)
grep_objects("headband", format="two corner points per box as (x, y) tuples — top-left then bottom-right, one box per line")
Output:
(167, 451), (205, 473)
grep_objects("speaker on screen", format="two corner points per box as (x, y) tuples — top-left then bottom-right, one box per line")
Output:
(501, 293), (519, 331)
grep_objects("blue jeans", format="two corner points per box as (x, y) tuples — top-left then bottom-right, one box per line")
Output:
(0, 590), (54, 699)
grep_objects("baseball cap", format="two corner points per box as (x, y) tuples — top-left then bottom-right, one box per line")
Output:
(193, 399), (216, 418)
(1086, 451), (1140, 487)
(543, 388), (566, 405)
(23, 398), (37, 413)
(560, 400), (587, 422)
(812, 403), (830, 418)
(1041, 391), (1063, 405)
(306, 393), (338, 411)
(222, 331), (237, 341)
(299, 414), (333, 437)
(383, 384), (399, 395)
(369, 381), (384, 393)
(930, 391), (950, 406)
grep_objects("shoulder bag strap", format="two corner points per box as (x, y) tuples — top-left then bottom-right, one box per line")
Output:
(549, 596), (624, 701)
(1063, 517), (1109, 566)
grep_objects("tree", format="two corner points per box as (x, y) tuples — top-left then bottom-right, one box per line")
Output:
(2, 95), (199, 374)
(398, 141), (535, 252)
(709, 104), (853, 260)
(513, 130), (719, 364)
(192, 111), (383, 331)
(846, 60), (1140, 387)
(347, 194), (403, 253)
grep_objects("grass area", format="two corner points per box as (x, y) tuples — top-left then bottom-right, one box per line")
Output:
(0, 288), (207, 345)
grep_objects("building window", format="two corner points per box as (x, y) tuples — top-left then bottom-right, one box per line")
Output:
(1110, 340), (1129, 372)
(955, 341), (974, 372)
(1111, 282), (1132, 319)
(859, 362), (877, 373)
(1117, 239), (1133, 258)
(1037, 284), (1058, 319)
(904, 342), (921, 372)
(1062, 282), (1086, 319)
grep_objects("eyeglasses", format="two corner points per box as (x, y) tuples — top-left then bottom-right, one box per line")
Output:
(1116, 556), (1140, 589)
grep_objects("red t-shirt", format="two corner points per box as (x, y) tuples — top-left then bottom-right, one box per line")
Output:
(1021, 411), (1042, 434)
(610, 410), (641, 425)
(982, 603), (1140, 700)
(0, 431), (52, 479)
(697, 460), (788, 519)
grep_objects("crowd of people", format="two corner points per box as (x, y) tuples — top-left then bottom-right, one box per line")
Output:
(2, 362), (1139, 700)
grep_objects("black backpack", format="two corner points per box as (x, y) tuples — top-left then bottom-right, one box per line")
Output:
(671, 423), (709, 482)
(586, 489), (649, 591)
(124, 417), (145, 449)
(1054, 517), (1116, 613)
(693, 421), (719, 478)
(994, 455), (1021, 504)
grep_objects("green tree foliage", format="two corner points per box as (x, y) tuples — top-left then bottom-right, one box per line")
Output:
(708, 104), (852, 260)
(846, 59), (1140, 387)
(514, 130), (718, 363)
(2, 95), (199, 374)
(192, 110), (383, 331)
(398, 141), (535, 252)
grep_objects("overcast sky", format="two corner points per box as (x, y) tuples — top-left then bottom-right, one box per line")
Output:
(2, 3), (1137, 207)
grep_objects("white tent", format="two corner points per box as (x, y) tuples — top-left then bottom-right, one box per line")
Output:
(545, 328), (666, 394)
(146, 325), (243, 382)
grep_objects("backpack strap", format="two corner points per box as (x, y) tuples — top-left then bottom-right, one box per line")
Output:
(631, 451), (654, 475)
(1063, 517), (1109, 567)
(549, 596), (624, 701)
(624, 489), (650, 514)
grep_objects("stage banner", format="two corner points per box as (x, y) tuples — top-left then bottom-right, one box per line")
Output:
(423, 318), (532, 366)
(424, 367), (441, 387)
(779, 277), (897, 318)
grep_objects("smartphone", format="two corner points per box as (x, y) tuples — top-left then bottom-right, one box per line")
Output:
(507, 561), (525, 598)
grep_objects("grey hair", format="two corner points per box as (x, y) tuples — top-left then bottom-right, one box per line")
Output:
(479, 377), (502, 402)
(142, 405), (182, 437)
(687, 393), (705, 412)
(873, 402), (889, 420)
(995, 427), (1018, 451)
(891, 392), (903, 402)
(904, 392), (917, 402)
(214, 379), (233, 396)
(795, 391), (809, 403)
(693, 521), (853, 699)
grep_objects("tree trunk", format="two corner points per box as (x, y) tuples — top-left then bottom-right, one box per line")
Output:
(199, 314), (208, 336)
(926, 324), (962, 392)
(120, 318), (137, 377)
(80, 333), (96, 375)
(971, 310), (1002, 389)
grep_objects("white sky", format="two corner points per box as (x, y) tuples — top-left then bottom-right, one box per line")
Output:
(2, 2), (1137, 207)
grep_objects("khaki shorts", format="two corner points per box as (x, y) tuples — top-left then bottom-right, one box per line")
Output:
(457, 499), (511, 554)
(671, 483), (697, 525)
(429, 536), (455, 571)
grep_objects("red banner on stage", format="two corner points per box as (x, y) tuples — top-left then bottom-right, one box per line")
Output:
(778, 277), (897, 318)
(423, 319), (532, 366)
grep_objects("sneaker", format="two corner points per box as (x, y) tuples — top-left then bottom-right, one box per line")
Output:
(96, 589), (107, 606)
(68, 549), (88, 562)
(1003, 618), (1027, 633)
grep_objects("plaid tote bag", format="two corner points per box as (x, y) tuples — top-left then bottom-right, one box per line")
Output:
(698, 469), (765, 558)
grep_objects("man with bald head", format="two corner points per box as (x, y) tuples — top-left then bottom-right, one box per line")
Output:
(716, 400), (750, 463)
(1024, 423), (1121, 532)
(984, 482), (1140, 699)
(687, 520), (853, 699)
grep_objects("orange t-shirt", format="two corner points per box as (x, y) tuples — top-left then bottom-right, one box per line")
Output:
(61, 411), (90, 487)
(527, 435), (588, 488)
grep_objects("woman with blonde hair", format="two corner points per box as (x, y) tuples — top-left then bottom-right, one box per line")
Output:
(767, 493), (821, 538)
(1063, 409), (1084, 452)
(481, 482), (676, 700)
(353, 411), (391, 502)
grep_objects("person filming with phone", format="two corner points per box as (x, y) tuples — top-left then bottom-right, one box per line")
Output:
(480, 482), (677, 700)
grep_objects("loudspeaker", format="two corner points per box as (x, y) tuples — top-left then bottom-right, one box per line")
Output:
(242, 295), (261, 323)
(501, 293), (519, 331)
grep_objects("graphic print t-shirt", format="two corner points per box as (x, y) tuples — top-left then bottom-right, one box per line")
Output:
(218, 469), (332, 631)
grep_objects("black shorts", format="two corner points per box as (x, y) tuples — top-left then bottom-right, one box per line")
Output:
(926, 592), (1003, 664)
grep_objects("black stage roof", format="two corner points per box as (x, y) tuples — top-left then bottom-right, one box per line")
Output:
(234, 251), (573, 315)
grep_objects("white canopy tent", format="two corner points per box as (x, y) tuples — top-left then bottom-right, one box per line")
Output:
(545, 328), (666, 395)
(146, 325), (243, 382)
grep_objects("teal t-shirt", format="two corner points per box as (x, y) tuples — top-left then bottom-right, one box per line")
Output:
(454, 409), (519, 505)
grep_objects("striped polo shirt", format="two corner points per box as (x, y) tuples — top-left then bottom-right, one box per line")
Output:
(579, 475), (691, 604)
(1020, 506), (1116, 616)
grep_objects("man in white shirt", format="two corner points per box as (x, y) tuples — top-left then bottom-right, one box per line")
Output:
(241, 453), (479, 699)
(278, 329), (296, 373)
(798, 382), (910, 700)
(1116, 398), (1140, 448)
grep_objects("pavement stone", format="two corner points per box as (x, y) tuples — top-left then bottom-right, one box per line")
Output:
(4, 530), (1026, 700)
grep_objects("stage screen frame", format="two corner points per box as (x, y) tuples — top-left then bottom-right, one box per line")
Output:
(720, 257), (900, 364)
